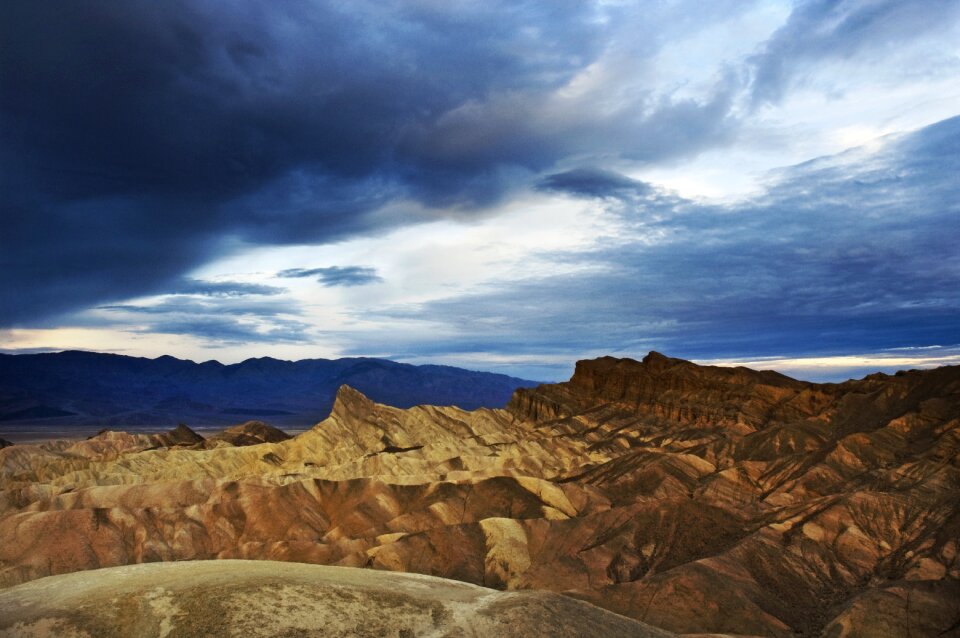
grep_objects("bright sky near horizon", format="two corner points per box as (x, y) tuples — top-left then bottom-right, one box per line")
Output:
(2, 1), (959, 381)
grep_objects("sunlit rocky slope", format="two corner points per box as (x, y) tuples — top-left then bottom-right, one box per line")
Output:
(1, 353), (958, 637)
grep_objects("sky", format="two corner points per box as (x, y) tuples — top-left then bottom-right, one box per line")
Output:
(1, 0), (959, 381)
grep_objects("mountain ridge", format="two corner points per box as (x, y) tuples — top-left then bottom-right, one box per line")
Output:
(0, 350), (540, 430)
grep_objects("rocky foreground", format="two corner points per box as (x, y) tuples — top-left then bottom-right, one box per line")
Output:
(1, 353), (958, 637)
(0, 560), (668, 637)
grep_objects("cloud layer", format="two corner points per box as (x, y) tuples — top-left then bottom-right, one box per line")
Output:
(278, 267), (383, 287)
(2, 1), (958, 379)
(360, 116), (960, 373)
(2, 0), (614, 324)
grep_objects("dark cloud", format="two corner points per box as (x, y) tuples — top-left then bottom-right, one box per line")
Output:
(0, 1), (747, 327)
(100, 298), (294, 318)
(362, 116), (960, 366)
(173, 279), (284, 297)
(95, 280), (306, 344)
(277, 269), (329, 279)
(278, 266), (382, 287)
(134, 317), (310, 345)
(4, 0), (956, 344)
(538, 168), (652, 199)
(749, 0), (960, 105)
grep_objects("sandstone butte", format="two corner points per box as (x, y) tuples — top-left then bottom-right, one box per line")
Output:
(0, 353), (958, 637)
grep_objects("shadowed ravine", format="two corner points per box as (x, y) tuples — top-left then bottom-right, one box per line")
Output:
(1, 353), (958, 637)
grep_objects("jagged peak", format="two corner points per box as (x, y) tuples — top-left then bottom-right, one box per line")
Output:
(335, 384), (372, 401)
(330, 384), (376, 419)
(212, 420), (291, 445)
(163, 423), (205, 444)
(170, 423), (199, 435)
(641, 350), (670, 364)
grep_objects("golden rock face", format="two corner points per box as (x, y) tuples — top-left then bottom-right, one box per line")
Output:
(1, 353), (958, 637)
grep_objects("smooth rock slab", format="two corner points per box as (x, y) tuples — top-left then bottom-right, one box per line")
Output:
(0, 559), (672, 638)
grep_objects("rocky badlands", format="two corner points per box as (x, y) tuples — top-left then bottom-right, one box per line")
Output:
(1, 353), (958, 636)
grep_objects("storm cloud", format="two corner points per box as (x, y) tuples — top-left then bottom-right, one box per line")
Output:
(1, 0), (744, 326)
(2, 1), (958, 377)
(538, 168), (653, 199)
(0, 0), (632, 325)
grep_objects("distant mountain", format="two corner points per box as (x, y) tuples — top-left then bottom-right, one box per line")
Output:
(0, 351), (539, 427)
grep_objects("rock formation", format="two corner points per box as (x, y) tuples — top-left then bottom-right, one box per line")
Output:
(207, 421), (292, 447)
(1, 353), (957, 637)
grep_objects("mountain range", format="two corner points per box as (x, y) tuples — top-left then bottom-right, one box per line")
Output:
(1, 352), (957, 636)
(0, 350), (538, 429)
